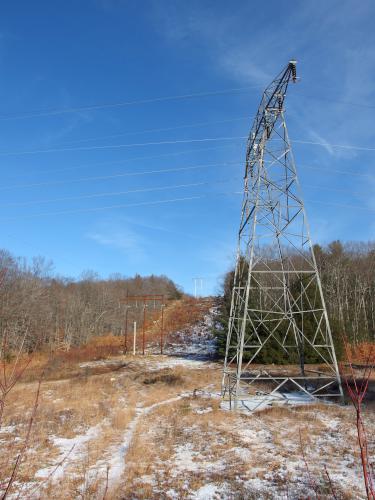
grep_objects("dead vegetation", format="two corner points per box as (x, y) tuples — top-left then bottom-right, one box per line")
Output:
(1, 299), (374, 499)
(3, 355), (372, 499)
(13, 297), (214, 386)
(117, 394), (371, 499)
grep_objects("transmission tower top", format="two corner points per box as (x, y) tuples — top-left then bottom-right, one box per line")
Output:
(245, 60), (298, 181)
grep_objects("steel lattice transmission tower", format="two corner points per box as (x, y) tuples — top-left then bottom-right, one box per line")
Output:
(222, 61), (343, 411)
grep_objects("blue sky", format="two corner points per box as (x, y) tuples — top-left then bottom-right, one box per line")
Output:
(0, 0), (374, 295)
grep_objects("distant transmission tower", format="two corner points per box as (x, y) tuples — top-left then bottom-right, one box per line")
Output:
(222, 61), (343, 411)
(193, 277), (204, 298)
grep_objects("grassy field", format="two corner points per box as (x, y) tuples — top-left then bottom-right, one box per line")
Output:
(1, 298), (374, 499)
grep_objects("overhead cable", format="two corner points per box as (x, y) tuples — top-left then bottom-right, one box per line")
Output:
(0, 161), (241, 191)
(0, 136), (248, 157)
(1, 135), (375, 157)
(0, 86), (262, 121)
(2, 191), (375, 221)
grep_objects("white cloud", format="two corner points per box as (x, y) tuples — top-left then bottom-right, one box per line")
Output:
(85, 217), (146, 259)
(307, 130), (335, 156)
(87, 229), (139, 251)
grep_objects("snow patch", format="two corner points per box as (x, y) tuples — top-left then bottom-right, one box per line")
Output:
(191, 483), (219, 499)
(231, 446), (253, 461)
(87, 393), (191, 493)
(171, 443), (226, 476)
(0, 425), (16, 434)
(35, 423), (103, 480)
(194, 407), (213, 415)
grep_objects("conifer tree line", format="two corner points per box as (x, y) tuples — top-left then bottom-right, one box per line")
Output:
(215, 241), (375, 362)
(0, 248), (182, 353)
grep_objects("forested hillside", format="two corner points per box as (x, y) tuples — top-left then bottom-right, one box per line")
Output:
(216, 240), (375, 360)
(0, 248), (182, 353)
(314, 241), (375, 343)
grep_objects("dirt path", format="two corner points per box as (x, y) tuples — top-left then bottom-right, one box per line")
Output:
(92, 392), (191, 495)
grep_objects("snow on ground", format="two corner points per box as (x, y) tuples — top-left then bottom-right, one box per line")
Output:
(79, 359), (124, 369)
(191, 484), (221, 500)
(85, 392), (192, 496)
(0, 425), (18, 445)
(0, 425), (16, 434)
(13, 303), (373, 499)
(142, 357), (214, 370)
(139, 305), (220, 372)
(221, 390), (317, 413)
(35, 423), (104, 481)
(163, 306), (219, 360)
(171, 442), (227, 477)
(125, 387), (371, 499)
(193, 406), (213, 414)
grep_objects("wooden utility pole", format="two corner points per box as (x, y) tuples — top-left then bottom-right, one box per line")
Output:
(142, 304), (146, 355)
(160, 304), (165, 355)
(123, 306), (129, 354)
(121, 295), (165, 355)
(133, 321), (137, 355)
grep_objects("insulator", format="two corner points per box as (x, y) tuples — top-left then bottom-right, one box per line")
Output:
(290, 61), (297, 82)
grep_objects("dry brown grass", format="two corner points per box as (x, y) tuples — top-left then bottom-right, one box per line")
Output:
(2, 356), (373, 499)
(2, 297), (372, 499)
(0, 350), (220, 498)
(1, 368), (137, 494)
(9, 297), (214, 386)
(117, 391), (372, 499)
(118, 396), (242, 499)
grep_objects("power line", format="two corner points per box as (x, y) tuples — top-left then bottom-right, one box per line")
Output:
(307, 199), (375, 213)
(2, 158), (372, 193)
(8, 137), (372, 182)
(303, 94), (375, 112)
(0, 178), (366, 209)
(2, 134), (375, 157)
(0, 115), (251, 159)
(0, 84), (373, 122)
(0, 135), (247, 157)
(301, 164), (373, 178)
(48, 116), (252, 146)
(0, 160), (241, 191)
(11, 144), (238, 177)
(262, 158), (373, 177)
(0, 179), (234, 207)
(0, 86), (262, 121)
(292, 139), (375, 152)
(304, 183), (366, 195)
(1, 190), (375, 221)
(0, 194), (214, 220)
